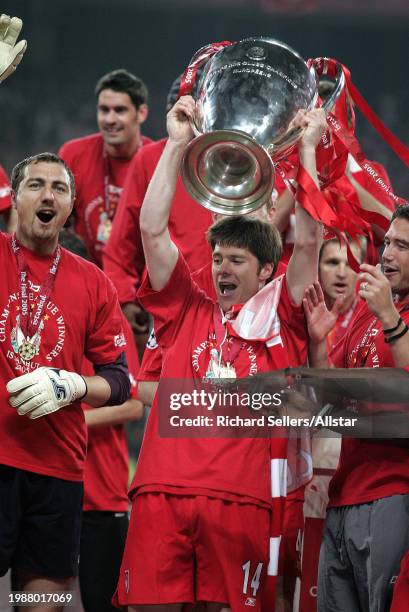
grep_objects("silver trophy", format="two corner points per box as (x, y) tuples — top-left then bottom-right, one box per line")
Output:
(182, 38), (344, 215)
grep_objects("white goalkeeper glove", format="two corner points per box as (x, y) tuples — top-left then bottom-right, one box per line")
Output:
(7, 367), (87, 420)
(0, 14), (27, 83)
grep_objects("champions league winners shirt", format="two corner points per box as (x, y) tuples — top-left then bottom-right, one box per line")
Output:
(130, 253), (308, 507)
(0, 233), (126, 481)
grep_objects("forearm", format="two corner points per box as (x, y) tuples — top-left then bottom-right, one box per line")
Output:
(82, 375), (112, 407)
(140, 139), (186, 238)
(85, 398), (143, 428)
(378, 309), (409, 368)
(139, 139), (182, 290)
(308, 340), (330, 369)
(349, 174), (392, 240)
(286, 135), (324, 304)
(138, 380), (159, 407)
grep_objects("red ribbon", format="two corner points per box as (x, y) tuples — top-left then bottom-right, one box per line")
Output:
(178, 41), (233, 98)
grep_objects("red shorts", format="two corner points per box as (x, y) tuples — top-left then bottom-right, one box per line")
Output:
(391, 551), (409, 612)
(114, 492), (270, 609)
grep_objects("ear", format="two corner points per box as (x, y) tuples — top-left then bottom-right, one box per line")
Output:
(137, 103), (149, 124)
(259, 262), (274, 281)
(11, 189), (17, 210)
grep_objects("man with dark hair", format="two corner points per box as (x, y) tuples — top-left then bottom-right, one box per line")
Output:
(59, 68), (152, 267)
(0, 149), (130, 611)
(95, 69), (148, 112)
(113, 95), (327, 611)
(207, 215), (282, 272)
(305, 205), (409, 612)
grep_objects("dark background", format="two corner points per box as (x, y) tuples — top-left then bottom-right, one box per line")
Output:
(1, 0), (408, 196)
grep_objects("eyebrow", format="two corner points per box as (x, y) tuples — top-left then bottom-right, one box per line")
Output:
(98, 104), (128, 111)
(27, 177), (68, 188)
(385, 235), (409, 248)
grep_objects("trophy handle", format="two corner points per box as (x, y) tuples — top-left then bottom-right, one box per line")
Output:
(179, 41), (232, 98)
(310, 58), (346, 113)
(178, 41), (233, 136)
(267, 61), (345, 160)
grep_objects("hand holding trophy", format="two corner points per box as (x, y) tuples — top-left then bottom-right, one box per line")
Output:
(0, 14), (27, 83)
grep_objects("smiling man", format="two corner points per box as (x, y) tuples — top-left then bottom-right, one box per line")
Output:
(59, 69), (151, 266)
(113, 95), (327, 611)
(0, 152), (130, 611)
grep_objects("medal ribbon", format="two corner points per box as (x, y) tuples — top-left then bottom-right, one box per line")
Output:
(213, 304), (243, 367)
(11, 235), (61, 340)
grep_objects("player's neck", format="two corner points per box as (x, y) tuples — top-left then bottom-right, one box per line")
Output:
(104, 136), (141, 160)
(15, 228), (58, 256)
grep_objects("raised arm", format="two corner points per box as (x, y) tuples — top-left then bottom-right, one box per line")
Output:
(286, 109), (327, 305)
(139, 96), (195, 291)
(0, 14), (27, 82)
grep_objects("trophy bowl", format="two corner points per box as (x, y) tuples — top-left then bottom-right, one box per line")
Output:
(182, 38), (343, 215)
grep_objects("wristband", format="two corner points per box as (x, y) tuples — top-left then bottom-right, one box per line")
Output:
(383, 317), (402, 334)
(384, 324), (409, 343)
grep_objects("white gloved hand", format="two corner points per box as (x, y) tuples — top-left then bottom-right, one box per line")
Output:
(0, 14), (27, 83)
(7, 367), (87, 420)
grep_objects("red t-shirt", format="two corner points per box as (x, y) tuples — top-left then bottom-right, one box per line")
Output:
(59, 133), (152, 267)
(130, 254), (307, 507)
(327, 296), (361, 352)
(328, 299), (409, 507)
(0, 233), (125, 481)
(0, 164), (11, 214)
(102, 138), (213, 304)
(137, 262), (215, 384)
(82, 317), (139, 511)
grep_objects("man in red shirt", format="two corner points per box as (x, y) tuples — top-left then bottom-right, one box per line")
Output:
(59, 69), (151, 267)
(0, 152), (130, 610)
(305, 209), (409, 611)
(113, 95), (327, 611)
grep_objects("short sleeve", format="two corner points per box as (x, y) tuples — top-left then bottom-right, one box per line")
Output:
(137, 253), (203, 348)
(85, 271), (127, 365)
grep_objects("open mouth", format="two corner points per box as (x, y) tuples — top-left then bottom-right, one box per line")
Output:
(383, 264), (398, 274)
(219, 282), (237, 296)
(334, 282), (347, 290)
(36, 209), (56, 224)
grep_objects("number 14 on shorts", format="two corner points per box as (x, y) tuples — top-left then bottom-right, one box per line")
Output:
(242, 560), (263, 598)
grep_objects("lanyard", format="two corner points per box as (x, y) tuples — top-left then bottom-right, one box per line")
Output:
(212, 304), (243, 366)
(11, 235), (61, 340)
